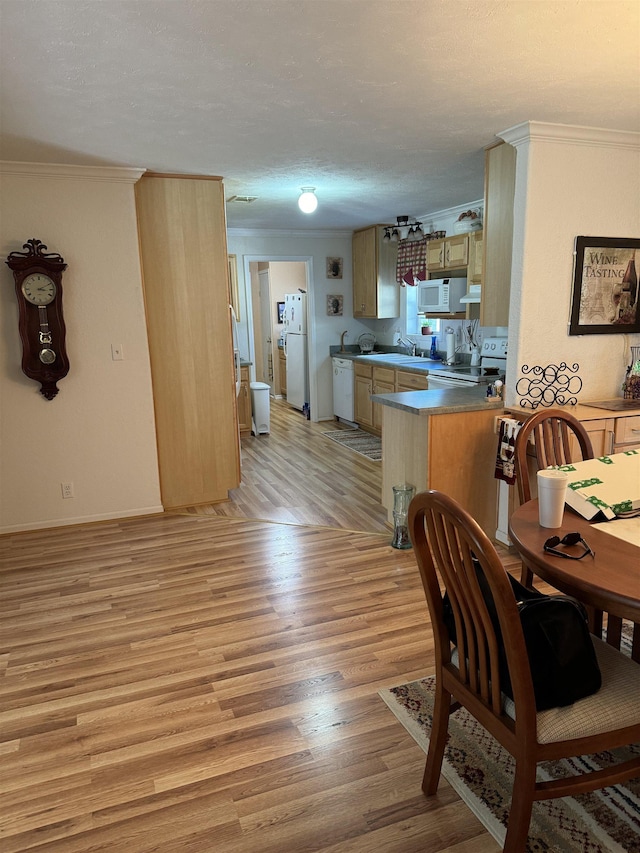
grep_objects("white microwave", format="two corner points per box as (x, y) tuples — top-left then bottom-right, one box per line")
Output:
(417, 278), (467, 314)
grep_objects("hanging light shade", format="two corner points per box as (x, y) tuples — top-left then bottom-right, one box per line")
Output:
(386, 216), (423, 242)
(298, 187), (318, 214)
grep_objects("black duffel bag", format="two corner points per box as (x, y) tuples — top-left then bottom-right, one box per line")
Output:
(443, 559), (602, 711)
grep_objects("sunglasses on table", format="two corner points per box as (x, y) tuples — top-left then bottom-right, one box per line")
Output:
(543, 532), (595, 560)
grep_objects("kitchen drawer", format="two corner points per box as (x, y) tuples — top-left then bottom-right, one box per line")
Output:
(372, 366), (395, 384)
(615, 415), (640, 446)
(355, 362), (372, 378)
(396, 370), (428, 391)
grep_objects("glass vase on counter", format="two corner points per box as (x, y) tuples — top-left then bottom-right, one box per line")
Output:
(622, 346), (640, 400)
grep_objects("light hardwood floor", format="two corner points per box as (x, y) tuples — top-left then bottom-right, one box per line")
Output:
(1, 400), (513, 852)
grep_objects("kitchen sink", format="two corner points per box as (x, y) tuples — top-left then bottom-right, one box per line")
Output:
(361, 353), (422, 361)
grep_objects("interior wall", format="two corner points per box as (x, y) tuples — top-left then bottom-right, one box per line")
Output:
(503, 122), (640, 406)
(0, 163), (162, 533)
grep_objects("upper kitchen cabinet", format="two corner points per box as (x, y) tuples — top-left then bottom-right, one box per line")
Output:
(352, 225), (399, 318)
(481, 141), (516, 327)
(426, 233), (469, 272)
(468, 231), (484, 285)
(135, 174), (240, 509)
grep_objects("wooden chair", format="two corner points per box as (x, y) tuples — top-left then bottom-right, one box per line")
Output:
(513, 409), (594, 587)
(408, 489), (640, 853)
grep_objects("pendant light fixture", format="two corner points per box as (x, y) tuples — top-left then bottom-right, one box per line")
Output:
(298, 187), (318, 214)
(383, 216), (424, 242)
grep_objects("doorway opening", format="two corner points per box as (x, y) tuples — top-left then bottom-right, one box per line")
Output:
(242, 256), (314, 416)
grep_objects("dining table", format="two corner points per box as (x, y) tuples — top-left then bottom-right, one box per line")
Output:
(509, 500), (640, 662)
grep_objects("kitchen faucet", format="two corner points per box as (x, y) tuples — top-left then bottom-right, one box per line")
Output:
(396, 334), (416, 356)
(340, 330), (348, 353)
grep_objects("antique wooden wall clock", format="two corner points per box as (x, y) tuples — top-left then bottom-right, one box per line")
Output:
(5, 238), (69, 400)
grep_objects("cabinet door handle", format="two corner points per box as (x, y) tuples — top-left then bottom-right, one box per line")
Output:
(608, 429), (615, 455)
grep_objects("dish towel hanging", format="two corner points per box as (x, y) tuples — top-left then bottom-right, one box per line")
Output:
(494, 418), (521, 485)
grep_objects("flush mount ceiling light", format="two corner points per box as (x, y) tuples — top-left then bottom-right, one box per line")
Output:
(383, 216), (424, 243)
(298, 187), (318, 214)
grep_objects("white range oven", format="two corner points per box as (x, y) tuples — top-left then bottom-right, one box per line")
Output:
(427, 336), (507, 390)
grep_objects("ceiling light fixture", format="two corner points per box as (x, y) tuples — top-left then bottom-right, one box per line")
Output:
(383, 216), (424, 243)
(298, 187), (318, 214)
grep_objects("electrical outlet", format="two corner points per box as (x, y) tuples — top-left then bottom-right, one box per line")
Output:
(61, 482), (74, 499)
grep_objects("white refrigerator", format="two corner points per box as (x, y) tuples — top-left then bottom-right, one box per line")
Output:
(283, 293), (309, 412)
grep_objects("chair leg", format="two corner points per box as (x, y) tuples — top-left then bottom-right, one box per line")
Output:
(520, 560), (534, 588)
(503, 758), (536, 853)
(422, 678), (451, 796)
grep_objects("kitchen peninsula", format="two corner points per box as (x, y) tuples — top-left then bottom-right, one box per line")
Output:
(371, 386), (503, 538)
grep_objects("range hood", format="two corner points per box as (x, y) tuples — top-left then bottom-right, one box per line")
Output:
(459, 284), (481, 304)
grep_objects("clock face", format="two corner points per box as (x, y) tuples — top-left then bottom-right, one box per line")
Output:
(21, 273), (57, 305)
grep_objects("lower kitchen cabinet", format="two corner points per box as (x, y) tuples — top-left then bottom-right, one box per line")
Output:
(238, 366), (252, 436)
(354, 363), (373, 428)
(396, 370), (429, 393)
(570, 410), (640, 456)
(380, 406), (499, 538)
(278, 348), (286, 397)
(372, 367), (395, 433)
(503, 404), (640, 515)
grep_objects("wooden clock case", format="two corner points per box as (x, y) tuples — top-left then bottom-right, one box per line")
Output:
(5, 238), (69, 400)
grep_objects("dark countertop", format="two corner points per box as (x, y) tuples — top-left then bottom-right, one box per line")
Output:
(371, 385), (504, 415)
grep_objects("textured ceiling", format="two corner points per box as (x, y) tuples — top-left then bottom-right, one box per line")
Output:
(1, 0), (638, 231)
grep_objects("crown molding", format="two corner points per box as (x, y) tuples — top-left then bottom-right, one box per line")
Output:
(0, 161), (146, 183)
(416, 198), (484, 225)
(498, 121), (640, 150)
(227, 227), (353, 239)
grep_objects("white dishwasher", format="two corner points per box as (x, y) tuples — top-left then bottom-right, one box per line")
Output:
(332, 357), (354, 422)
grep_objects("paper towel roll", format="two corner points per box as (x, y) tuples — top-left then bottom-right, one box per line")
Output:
(446, 330), (455, 364)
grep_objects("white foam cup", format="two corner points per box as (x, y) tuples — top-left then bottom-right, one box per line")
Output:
(537, 469), (569, 528)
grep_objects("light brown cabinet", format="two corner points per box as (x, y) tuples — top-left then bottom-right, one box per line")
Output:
(426, 234), (469, 272)
(396, 370), (429, 392)
(352, 225), (399, 319)
(135, 174), (240, 508)
(468, 231), (484, 285)
(481, 141), (516, 327)
(355, 363), (430, 434)
(381, 406), (500, 537)
(278, 348), (287, 397)
(372, 367), (395, 432)
(572, 412), (640, 456)
(238, 366), (252, 436)
(354, 363), (373, 428)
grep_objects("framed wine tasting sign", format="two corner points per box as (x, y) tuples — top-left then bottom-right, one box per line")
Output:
(569, 236), (640, 335)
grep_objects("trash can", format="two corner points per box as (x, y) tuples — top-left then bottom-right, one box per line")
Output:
(250, 382), (270, 435)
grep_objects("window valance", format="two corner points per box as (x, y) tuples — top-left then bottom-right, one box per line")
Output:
(396, 237), (428, 286)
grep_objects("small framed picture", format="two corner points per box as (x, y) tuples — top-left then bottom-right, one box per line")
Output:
(327, 294), (343, 316)
(326, 257), (343, 279)
(276, 301), (285, 324)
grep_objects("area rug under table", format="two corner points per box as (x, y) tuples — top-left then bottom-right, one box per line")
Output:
(322, 428), (381, 461)
(379, 676), (640, 853)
